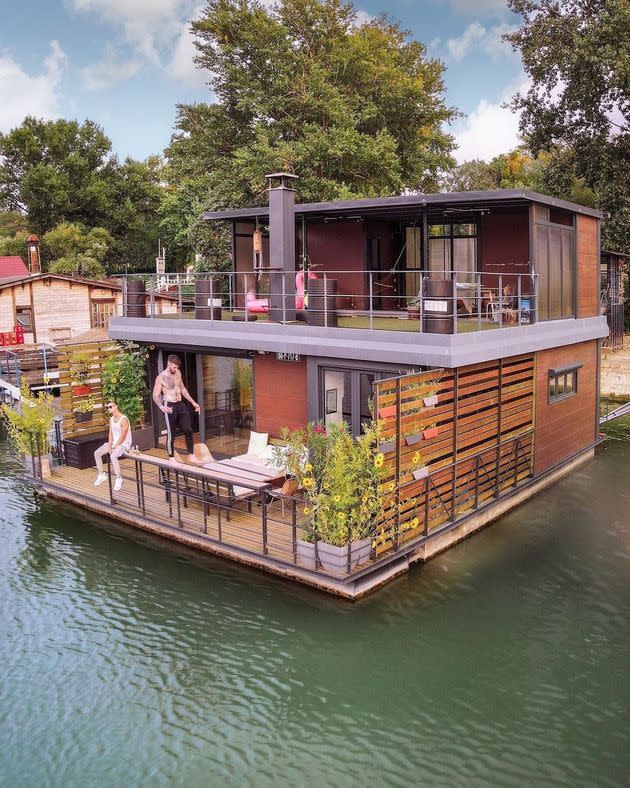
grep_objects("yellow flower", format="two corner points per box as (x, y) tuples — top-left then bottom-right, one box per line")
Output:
(302, 476), (314, 488)
(322, 482), (330, 490)
(303, 506), (312, 515)
(412, 451), (420, 464)
(374, 453), (384, 468)
(337, 511), (347, 522)
(388, 482), (395, 492)
(304, 463), (313, 473)
(411, 517), (419, 528)
(333, 494), (341, 503)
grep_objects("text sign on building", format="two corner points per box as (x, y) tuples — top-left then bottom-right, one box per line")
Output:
(276, 352), (301, 362)
(424, 300), (448, 313)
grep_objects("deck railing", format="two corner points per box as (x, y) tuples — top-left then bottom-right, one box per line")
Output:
(27, 430), (535, 583)
(113, 269), (538, 334)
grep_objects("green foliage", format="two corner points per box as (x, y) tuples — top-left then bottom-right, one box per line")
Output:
(1, 382), (55, 456)
(73, 396), (95, 414)
(164, 0), (457, 261)
(68, 350), (93, 386)
(101, 342), (148, 428)
(506, 0), (630, 252)
(49, 254), (105, 279)
(230, 360), (253, 409)
(275, 420), (383, 545)
(42, 221), (111, 278)
(0, 232), (27, 258)
(0, 211), (26, 236)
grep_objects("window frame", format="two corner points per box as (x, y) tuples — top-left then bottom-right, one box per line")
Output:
(548, 363), (581, 404)
(15, 305), (33, 330)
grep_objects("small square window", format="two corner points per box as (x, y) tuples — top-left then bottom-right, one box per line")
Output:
(16, 306), (32, 329)
(549, 368), (578, 403)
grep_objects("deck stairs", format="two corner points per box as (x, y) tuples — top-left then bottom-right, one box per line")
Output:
(600, 400), (630, 425)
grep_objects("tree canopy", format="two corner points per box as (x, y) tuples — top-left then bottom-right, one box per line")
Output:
(506, 0), (630, 251)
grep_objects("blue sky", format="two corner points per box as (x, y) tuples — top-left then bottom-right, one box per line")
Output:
(0, 0), (526, 164)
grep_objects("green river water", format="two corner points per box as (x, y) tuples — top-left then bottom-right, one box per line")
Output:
(1, 425), (629, 787)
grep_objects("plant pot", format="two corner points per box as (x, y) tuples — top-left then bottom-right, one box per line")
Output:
(72, 384), (92, 396)
(23, 453), (52, 479)
(296, 538), (316, 569)
(379, 440), (396, 454)
(404, 432), (423, 445)
(422, 427), (439, 440)
(412, 466), (429, 480)
(378, 405), (397, 419)
(316, 537), (372, 575)
(74, 410), (93, 423)
(422, 395), (439, 407)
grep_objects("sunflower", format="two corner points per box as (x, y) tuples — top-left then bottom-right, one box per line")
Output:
(304, 463), (313, 473)
(388, 481), (395, 492)
(333, 494), (341, 503)
(302, 476), (314, 488)
(412, 451), (421, 464)
(303, 506), (312, 515)
(337, 511), (347, 522)
(374, 453), (384, 468)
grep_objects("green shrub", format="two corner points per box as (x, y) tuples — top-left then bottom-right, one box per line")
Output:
(101, 342), (148, 428)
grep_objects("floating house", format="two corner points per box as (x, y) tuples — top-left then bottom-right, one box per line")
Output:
(27, 180), (608, 598)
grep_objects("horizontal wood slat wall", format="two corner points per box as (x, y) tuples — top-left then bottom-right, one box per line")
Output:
(373, 355), (535, 554)
(58, 340), (118, 439)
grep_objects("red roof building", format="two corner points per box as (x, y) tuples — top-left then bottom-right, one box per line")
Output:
(0, 256), (29, 280)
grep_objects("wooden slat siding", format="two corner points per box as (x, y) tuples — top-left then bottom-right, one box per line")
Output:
(576, 215), (599, 318)
(58, 340), (118, 439)
(533, 340), (598, 474)
(374, 355), (535, 553)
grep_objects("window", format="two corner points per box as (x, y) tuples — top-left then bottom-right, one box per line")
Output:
(548, 364), (581, 403)
(320, 367), (386, 435)
(91, 299), (116, 328)
(428, 222), (477, 283)
(15, 306), (33, 330)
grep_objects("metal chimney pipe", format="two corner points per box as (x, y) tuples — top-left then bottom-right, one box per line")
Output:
(266, 172), (298, 322)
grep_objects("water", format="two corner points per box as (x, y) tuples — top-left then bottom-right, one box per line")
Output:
(1, 426), (629, 787)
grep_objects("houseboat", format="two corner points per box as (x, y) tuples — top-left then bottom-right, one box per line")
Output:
(27, 178), (608, 598)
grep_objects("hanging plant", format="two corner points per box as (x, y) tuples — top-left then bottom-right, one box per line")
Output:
(101, 341), (148, 429)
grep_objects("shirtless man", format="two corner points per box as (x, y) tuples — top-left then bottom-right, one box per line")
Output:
(152, 354), (200, 464)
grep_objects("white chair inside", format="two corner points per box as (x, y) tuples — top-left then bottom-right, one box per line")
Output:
(247, 431), (269, 457)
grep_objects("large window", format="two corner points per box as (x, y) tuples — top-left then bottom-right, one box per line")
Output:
(535, 211), (575, 321)
(428, 222), (477, 283)
(320, 367), (385, 435)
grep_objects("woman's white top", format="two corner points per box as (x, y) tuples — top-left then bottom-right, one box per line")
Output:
(111, 413), (132, 449)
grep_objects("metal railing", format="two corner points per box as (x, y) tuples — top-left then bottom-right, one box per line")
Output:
(113, 268), (539, 334)
(28, 430), (535, 583)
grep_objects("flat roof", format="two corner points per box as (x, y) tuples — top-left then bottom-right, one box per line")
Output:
(203, 189), (604, 223)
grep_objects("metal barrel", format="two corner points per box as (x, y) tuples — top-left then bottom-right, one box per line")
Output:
(307, 278), (338, 327)
(126, 279), (146, 318)
(195, 278), (221, 320)
(422, 278), (454, 334)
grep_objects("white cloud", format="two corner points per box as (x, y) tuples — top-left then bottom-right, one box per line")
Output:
(0, 41), (67, 133)
(168, 6), (211, 85)
(453, 75), (530, 163)
(449, 0), (510, 14)
(68, 0), (194, 64)
(446, 21), (517, 62)
(353, 10), (373, 26)
(82, 48), (142, 91)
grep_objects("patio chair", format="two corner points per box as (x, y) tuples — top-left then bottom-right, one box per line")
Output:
(267, 477), (300, 518)
(193, 443), (214, 464)
(246, 431), (269, 457)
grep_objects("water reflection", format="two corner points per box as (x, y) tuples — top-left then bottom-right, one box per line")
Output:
(1, 428), (629, 786)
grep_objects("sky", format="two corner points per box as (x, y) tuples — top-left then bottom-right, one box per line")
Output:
(0, 0), (527, 165)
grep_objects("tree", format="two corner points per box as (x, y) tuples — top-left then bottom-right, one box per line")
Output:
(0, 117), (115, 234)
(506, 0), (630, 251)
(43, 222), (112, 278)
(164, 0), (457, 261)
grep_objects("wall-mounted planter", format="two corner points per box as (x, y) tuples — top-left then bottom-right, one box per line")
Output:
(412, 466), (429, 481)
(74, 410), (93, 423)
(422, 395), (439, 408)
(72, 384), (92, 396)
(379, 440), (396, 454)
(378, 405), (397, 419)
(422, 427), (439, 440)
(404, 433), (423, 446)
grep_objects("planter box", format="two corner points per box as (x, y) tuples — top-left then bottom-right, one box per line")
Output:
(296, 538), (316, 569)
(422, 395), (439, 407)
(72, 384), (92, 396)
(379, 440), (396, 454)
(74, 411), (93, 423)
(404, 432), (423, 446)
(23, 453), (52, 479)
(130, 426), (155, 452)
(316, 537), (372, 575)
(63, 425), (154, 470)
(412, 466), (429, 481)
(422, 427), (439, 440)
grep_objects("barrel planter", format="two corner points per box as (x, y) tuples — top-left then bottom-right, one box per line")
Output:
(195, 278), (222, 320)
(125, 279), (146, 318)
(422, 278), (454, 334)
(307, 279), (338, 327)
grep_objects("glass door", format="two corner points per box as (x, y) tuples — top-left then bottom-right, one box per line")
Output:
(320, 368), (379, 436)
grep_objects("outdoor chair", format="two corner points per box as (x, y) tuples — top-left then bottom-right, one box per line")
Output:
(193, 443), (214, 464)
(267, 477), (301, 518)
(247, 431), (269, 457)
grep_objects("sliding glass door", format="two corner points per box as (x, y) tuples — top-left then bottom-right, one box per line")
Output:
(320, 368), (379, 436)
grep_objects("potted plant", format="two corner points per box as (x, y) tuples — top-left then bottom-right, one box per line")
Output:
(74, 395), (95, 423)
(69, 350), (93, 395)
(406, 295), (421, 320)
(1, 381), (55, 478)
(102, 342), (153, 449)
